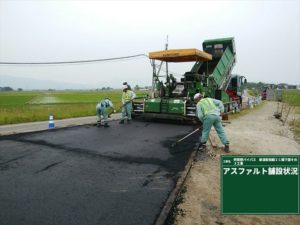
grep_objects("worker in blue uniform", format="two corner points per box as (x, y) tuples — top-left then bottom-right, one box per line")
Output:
(96, 98), (115, 127)
(194, 93), (230, 152)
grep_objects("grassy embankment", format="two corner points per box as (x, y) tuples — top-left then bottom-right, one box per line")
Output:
(229, 89), (300, 125)
(228, 89), (266, 120)
(0, 90), (147, 125)
(282, 90), (300, 139)
(228, 101), (266, 120)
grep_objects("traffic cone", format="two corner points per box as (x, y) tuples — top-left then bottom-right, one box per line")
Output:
(48, 113), (55, 129)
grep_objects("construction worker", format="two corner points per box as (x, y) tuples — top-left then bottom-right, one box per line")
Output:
(123, 81), (132, 90)
(194, 93), (230, 152)
(120, 84), (136, 124)
(96, 98), (116, 127)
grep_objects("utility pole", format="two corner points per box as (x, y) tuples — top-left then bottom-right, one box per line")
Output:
(165, 35), (169, 77)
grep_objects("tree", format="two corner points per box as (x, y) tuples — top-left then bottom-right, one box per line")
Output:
(0, 86), (13, 92)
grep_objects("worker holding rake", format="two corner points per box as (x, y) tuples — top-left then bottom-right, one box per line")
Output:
(96, 98), (116, 127)
(119, 84), (136, 124)
(194, 93), (230, 152)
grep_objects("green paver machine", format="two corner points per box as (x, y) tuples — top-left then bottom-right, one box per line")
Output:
(132, 37), (247, 122)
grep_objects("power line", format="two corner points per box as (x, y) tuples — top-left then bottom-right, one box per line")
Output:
(0, 54), (148, 65)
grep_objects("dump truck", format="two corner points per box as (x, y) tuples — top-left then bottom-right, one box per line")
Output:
(133, 37), (247, 122)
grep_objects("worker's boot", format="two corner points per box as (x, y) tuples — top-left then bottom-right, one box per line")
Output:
(104, 123), (109, 128)
(119, 120), (124, 124)
(198, 143), (206, 151)
(224, 144), (230, 153)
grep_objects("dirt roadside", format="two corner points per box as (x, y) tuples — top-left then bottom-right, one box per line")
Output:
(174, 101), (300, 225)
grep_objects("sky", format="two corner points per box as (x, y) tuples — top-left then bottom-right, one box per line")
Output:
(0, 0), (299, 89)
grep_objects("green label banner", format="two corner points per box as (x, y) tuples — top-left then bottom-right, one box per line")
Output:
(221, 155), (300, 214)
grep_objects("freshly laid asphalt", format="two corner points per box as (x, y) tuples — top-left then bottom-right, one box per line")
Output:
(0, 120), (199, 225)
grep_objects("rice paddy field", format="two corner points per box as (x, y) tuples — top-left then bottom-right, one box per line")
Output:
(282, 89), (300, 106)
(0, 89), (299, 125)
(0, 90), (148, 125)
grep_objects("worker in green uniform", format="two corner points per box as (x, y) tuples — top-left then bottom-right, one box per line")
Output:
(119, 84), (136, 124)
(96, 98), (115, 127)
(194, 93), (230, 152)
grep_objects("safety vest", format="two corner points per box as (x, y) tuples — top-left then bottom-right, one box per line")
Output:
(198, 98), (218, 116)
(122, 90), (134, 102)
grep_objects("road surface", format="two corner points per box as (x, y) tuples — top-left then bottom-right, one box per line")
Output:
(0, 120), (198, 225)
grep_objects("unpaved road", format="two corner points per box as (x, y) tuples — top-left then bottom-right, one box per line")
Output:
(174, 101), (300, 225)
(0, 121), (198, 225)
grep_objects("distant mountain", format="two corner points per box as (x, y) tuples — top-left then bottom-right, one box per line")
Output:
(0, 75), (91, 90)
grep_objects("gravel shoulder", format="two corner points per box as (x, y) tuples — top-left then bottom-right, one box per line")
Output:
(174, 101), (300, 225)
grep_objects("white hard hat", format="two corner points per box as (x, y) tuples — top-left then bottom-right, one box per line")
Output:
(193, 93), (202, 100)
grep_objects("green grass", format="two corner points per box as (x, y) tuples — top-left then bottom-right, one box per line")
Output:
(0, 90), (148, 125)
(0, 104), (95, 124)
(0, 92), (40, 105)
(281, 90), (300, 139)
(282, 90), (300, 106)
(50, 91), (118, 103)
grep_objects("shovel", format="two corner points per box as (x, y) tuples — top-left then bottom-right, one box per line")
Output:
(171, 127), (200, 148)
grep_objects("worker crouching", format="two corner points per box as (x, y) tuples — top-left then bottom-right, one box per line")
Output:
(119, 85), (136, 124)
(96, 98), (116, 127)
(194, 93), (230, 153)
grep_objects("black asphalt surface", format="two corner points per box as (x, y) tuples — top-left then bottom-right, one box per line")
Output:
(0, 121), (198, 225)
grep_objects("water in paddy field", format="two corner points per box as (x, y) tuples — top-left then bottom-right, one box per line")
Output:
(27, 96), (62, 104)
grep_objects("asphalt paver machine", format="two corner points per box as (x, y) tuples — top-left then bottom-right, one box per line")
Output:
(133, 37), (247, 122)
